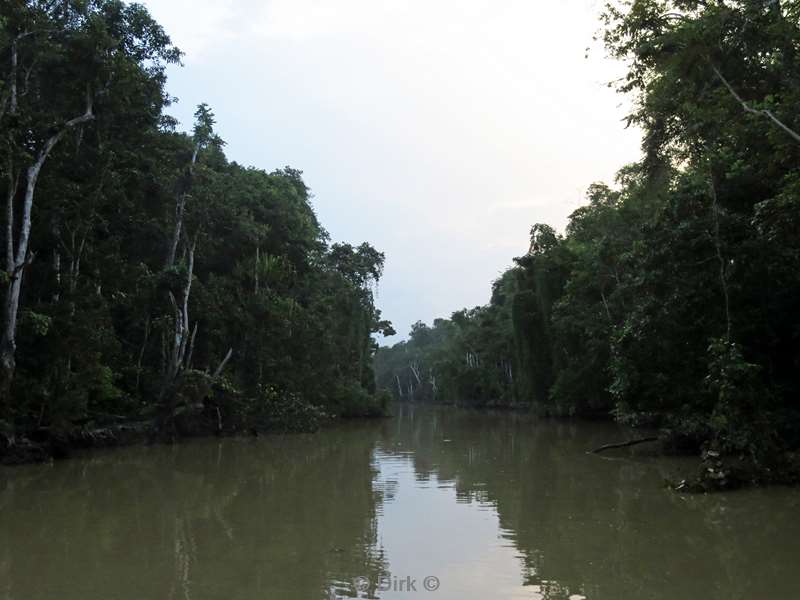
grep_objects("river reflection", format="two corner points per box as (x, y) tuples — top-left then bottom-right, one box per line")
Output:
(1, 404), (799, 599)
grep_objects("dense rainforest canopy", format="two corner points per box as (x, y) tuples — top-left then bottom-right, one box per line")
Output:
(0, 0), (393, 451)
(377, 0), (800, 462)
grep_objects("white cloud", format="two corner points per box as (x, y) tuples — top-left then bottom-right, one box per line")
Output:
(144, 0), (245, 59)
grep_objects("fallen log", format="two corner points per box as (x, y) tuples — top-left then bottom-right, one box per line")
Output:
(589, 436), (659, 454)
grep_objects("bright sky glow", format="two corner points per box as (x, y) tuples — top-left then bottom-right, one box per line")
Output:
(140, 0), (642, 341)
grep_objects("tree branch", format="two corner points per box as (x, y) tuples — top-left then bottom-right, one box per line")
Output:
(212, 348), (233, 379)
(14, 86), (95, 268)
(711, 64), (800, 144)
(589, 436), (659, 454)
(185, 322), (198, 369)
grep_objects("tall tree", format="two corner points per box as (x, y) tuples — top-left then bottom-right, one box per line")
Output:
(0, 0), (179, 406)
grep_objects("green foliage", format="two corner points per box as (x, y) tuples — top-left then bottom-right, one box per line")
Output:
(239, 385), (326, 434)
(329, 381), (390, 418)
(0, 0), (392, 438)
(378, 0), (800, 461)
(377, 291), (517, 408)
(20, 311), (52, 337)
(705, 339), (778, 459)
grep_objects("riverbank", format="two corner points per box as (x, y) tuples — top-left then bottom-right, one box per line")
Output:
(3, 404), (800, 600)
(397, 401), (800, 493)
(0, 396), (390, 466)
(1, 419), (155, 465)
(6, 401), (799, 494)
(671, 449), (800, 493)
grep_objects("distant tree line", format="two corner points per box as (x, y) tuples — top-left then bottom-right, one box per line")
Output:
(377, 0), (800, 462)
(0, 0), (393, 452)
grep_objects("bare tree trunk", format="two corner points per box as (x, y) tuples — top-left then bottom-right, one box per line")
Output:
(6, 31), (41, 117)
(5, 162), (17, 274)
(211, 348), (233, 379)
(409, 363), (422, 385)
(600, 289), (612, 321)
(708, 177), (732, 341)
(165, 193), (186, 270)
(165, 237), (196, 383)
(160, 236), (198, 423)
(254, 246), (259, 295)
(0, 164), (18, 407)
(66, 227), (87, 296)
(0, 91), (94, 401)
(52, 249), (61, 302)
(9, 37), (18, 116)
(185, 322), (198, 371)
(165, 144), (200, 269)
(135, 316), (151, 393)
(0, 269), (23, 404)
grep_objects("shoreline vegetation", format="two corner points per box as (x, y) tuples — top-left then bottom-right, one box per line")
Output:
(376, 1), (800, 492)
(2, 1), (800, 495)
(5, 400), (800, 495)
(0, 393), (393, 466)
(0, 2), (394, 466)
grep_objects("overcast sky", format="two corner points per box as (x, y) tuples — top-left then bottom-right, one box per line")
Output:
(139, 0), (642, 342)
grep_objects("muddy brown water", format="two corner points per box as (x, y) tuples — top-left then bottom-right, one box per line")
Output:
(1, 404), (799, 599)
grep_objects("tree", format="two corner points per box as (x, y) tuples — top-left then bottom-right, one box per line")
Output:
(0, 0), (179, 408)
(0, 2), (392, 448)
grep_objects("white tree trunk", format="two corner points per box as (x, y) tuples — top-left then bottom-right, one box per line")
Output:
(409, 362), (422, 384)
(212, 348), (233, 379)
(165, 143), (200, 269)
(0, 91), (94, 394)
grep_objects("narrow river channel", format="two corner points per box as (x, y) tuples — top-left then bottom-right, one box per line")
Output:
(1, 404), (799, 599)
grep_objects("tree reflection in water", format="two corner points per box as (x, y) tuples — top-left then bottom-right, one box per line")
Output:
(1, 406), (799, 600)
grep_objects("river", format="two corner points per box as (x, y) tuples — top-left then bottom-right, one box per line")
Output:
(1, 404), (799, 599)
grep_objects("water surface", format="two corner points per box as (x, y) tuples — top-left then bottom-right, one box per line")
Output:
(1, 405), (799, 599)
